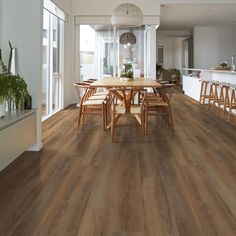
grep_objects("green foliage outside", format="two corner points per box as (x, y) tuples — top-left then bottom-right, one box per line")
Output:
(120, 63), (133, 79)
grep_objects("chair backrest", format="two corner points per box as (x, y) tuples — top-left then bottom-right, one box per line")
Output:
(160, 70), (173, 83)
(109, 88), (146, 113)
(155, 84), (175, 103)
(74, 82), (95, 102)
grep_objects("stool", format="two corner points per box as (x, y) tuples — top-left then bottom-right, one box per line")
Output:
(217, 83), (230, 117)
(199, 80), (210, 104)
(208, 81), (220, 111)
(228, 84), (236, 121)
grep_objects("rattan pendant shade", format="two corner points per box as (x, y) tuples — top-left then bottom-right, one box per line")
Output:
(119, 32), (136, 44)
(111, 3), (144, 27)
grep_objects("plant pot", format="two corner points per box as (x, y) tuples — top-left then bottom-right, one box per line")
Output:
(0, 100), (6, 118)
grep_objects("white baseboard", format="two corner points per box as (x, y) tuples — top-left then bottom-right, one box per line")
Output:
(27, 142), (43, 151)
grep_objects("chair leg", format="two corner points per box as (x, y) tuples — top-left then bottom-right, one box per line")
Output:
(111, 113), (115, 142)
(77, 106), (83, 130)
(141, 111), (145, 142)
(208, 84), (213, 110)
(203, 82), (208, 104)
(144, 106), (148, 133)
(168, 106), (174, 131)
(102, 102), (105, 131)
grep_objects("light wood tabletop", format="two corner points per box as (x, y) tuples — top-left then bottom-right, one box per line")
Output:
(91, 77), (161, 88)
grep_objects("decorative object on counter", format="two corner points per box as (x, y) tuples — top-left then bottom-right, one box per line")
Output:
(111, 3), (143, 27)
(231, 55), (236, 71)
(211, 61), (231, 70)
(24, 95), (32, 110)
(8, 41), (18, 75)
(0, 45), (30, 112)
(120, 63), (133, 80)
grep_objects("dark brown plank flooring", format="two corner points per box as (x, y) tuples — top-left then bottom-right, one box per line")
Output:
(0, 94), (236, 236)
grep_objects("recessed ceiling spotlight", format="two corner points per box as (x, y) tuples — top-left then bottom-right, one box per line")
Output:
(161, 4), (165, 7)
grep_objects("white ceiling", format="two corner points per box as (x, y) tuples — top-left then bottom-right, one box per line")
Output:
(159, 4), (236, 30)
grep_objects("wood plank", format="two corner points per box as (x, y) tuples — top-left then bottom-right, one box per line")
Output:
(0, 93), (236, 235)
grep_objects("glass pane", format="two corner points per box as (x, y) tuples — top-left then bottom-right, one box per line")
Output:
(80, 25), (96, 81)
(53, 15), (59, 73)
(95, 25), (114, 78)
(42, 9), (50, 117)
(80, 25), (114, 80)
(117, 27), (145, 78)
(52, 15), (60, 112)
(42, 5), (64, 120)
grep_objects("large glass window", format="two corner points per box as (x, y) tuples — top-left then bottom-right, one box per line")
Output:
(79, 25), (149, 81)
(42, 1), (65, 120)
(117, 27), (145, 77)
(80, 25), (114, 80)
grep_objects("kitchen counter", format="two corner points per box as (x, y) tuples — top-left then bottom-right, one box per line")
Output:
(0, 109), (37, 171)
(0, 109), (36, 131)
(182, 68), (236, 101)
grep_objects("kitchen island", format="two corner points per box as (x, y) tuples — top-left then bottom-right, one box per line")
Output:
(182, 68), (236, 101)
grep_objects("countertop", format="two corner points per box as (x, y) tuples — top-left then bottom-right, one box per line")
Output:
(0, 109), (36, 131)
(182, 68), (236, 74)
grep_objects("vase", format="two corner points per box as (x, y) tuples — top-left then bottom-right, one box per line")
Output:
(0, 100), (6, 118)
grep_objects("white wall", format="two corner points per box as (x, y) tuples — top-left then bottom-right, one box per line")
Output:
(194, 25), (236, 69)
(194, 26), (219, 69)
(0, 0), (3, 48)
(1, 0), (73, 151)
(2, 0), (43, 150)
(158, 37), (182, 70)
(72, 0), (160, 16)
(173, 38), (182, 69)
(63, 13), (74, 107)
(52, 0), (71, 14)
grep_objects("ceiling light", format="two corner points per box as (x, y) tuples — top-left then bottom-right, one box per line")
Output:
(111, 3), (144, 27)
(119, 32), (136, 44)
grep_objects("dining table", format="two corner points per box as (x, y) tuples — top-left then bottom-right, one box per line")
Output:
(90, 77), (162, 89)
(90, 77), (163, 129)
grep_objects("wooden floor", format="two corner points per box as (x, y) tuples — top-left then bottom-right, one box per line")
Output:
(0, 94), (236, 236)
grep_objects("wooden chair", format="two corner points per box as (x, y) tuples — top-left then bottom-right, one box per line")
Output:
(217, 83), (230, 117)
(74, 83), (108, 131)
(158, 70), (174, 84)
(228, 84), (236, 121)
(208, 81), (220, 112)
(144, 84), (174, 132)
(109, 88), (146, 142)
(199, 80), (210, 105)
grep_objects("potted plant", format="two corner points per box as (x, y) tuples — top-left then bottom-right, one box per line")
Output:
(0, 74), (7, 117)
(120, 63), (133, 80)
(0, 49), (29, 114)
(168, 68), (181, 84)
(0, 53), (8, 117)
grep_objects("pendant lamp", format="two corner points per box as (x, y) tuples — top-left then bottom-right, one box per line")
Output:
(119, 32), (136, 44)
(111, 3), (144, 27)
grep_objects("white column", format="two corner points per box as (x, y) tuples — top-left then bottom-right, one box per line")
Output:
(149, 25), (157, 80)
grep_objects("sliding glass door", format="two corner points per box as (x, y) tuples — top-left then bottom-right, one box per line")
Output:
(42, 2), (64, 120)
